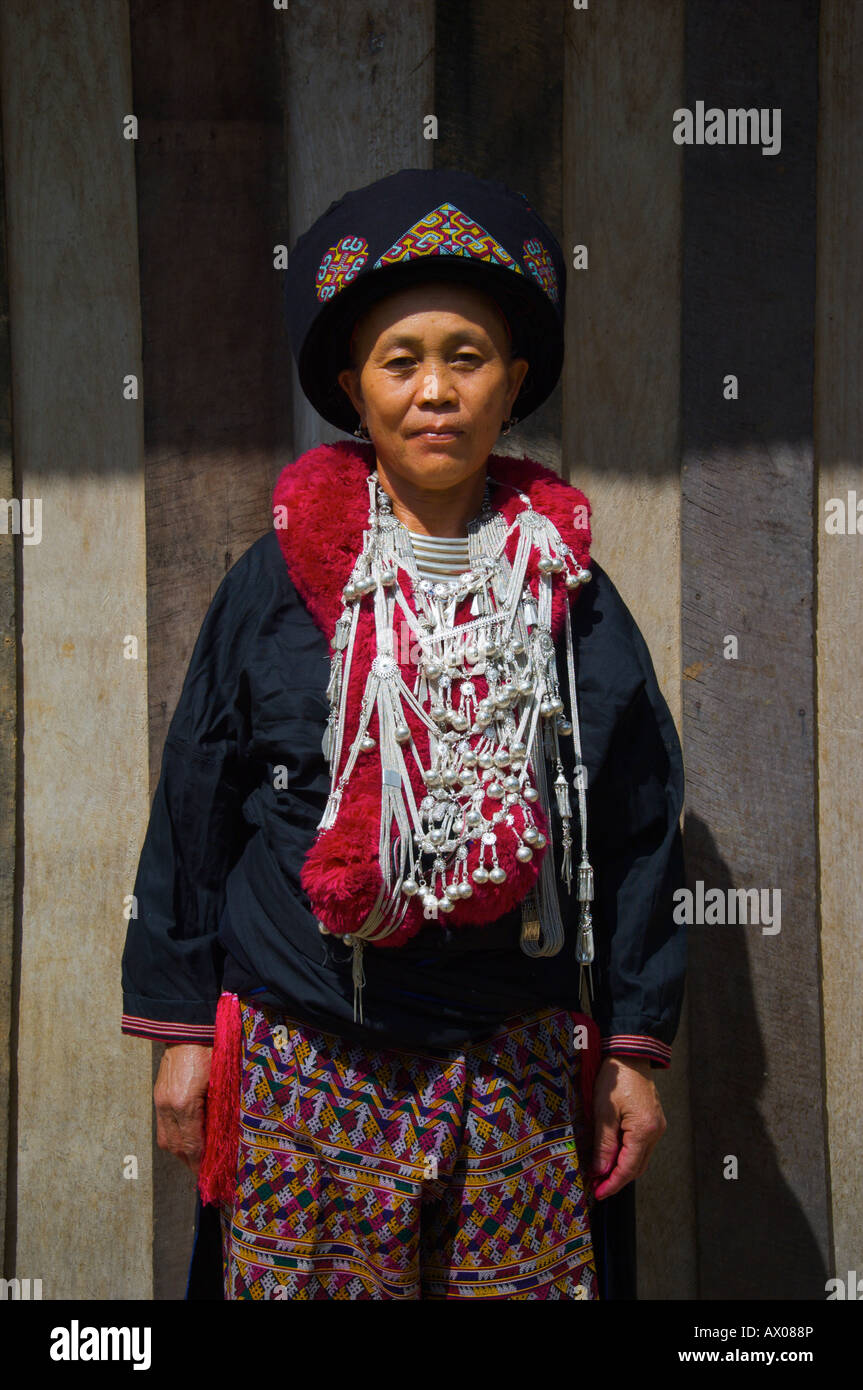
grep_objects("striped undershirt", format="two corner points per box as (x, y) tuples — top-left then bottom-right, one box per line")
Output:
(407, 530), (471, 582)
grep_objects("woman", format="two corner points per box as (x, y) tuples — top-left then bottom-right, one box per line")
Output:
(122, 168), (686, 1300)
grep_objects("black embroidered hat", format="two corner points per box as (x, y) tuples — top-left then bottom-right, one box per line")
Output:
(283, 167), (567, 434)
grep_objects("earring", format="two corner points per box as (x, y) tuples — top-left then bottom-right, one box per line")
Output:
(354, 420), (371, 442)
(501, 415), (518, 435)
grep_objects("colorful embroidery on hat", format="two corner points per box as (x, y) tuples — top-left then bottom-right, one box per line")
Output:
(374, 203), (523, 273)
(315, 235), (370, 302)
(522, 238), (559, 303)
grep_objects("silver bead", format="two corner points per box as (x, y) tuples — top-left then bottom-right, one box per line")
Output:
(450, 713), (469, 732)
(461, 749), (478, 768)
(535, 832), (547, 848)
(472, 866), (489, 884)
(550, 556), (565, 573)
(524, 785), (540, 803)
(429, 828), (445, 846)
(565, 573), (580, 590)
(425, 660), (443, 680)
(493, 691), (511, 711)
(510, 742), (528, 761)
(503, 775), (520, 792)
(457, 880), (473, 898)
(441, 769), (459, 787)
(402, 878), (419, 896)
(493, 749), (510, 768)
(381, 567), (397, 586)
(487, 782), (505, 799)
(489, 865), (507, 884)
(477, 752), (494, 770)
(556, 719), (573, 737)
(459, 768), (477, 786)
(540, 700), (555, 718)
(465, 646), (480, 665)
(394, 723), (412, 744)
(538, 556), (555, 575)
(482, 641), (499, 659)
(318, 922), (331, 934)
(523, 826), (540, 846)
(343, 583), (358, 602)
(517, 678), (534, 697)
(578, 568), (592, 584)
(465, 809), (482, 828)
(516, 845), (534, 863)
(360, 734), (376, 752)
(423, 769), (442, 787)
(550, 696), (565, 715)
(438, 895), (455, 913)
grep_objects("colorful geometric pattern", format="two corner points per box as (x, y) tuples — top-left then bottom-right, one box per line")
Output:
(522, 237), (559, 303)
(220, 1002), (598, 1300)
(373, 203), (523, 276)
(315, 235), (370, 302)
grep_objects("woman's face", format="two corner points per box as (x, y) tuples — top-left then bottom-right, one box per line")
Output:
(337, 281), (529, 495)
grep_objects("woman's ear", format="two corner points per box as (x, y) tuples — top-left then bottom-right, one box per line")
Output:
(507, 355), (530, 412)
(337, 365), (363, 415)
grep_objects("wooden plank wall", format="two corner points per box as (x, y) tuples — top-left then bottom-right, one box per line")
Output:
(561, 0), (692, 1299)
(681, 0), (830, 1297)
(0, 1), (152, 1298)
(0, 93), (16, 1273)
(128, 0), (293, 1299)
(815, 0), (863, 1284)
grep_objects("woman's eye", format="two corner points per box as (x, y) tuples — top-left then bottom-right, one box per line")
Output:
(453, 353), (481, 365)
(386, 356), (415, 368)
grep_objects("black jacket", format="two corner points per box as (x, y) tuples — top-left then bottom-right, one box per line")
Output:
(122, 528), (686, 1066)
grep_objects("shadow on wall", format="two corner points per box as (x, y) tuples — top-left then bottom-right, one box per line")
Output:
(684, 810), (827, 1300)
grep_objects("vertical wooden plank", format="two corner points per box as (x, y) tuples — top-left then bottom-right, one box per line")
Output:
(815, 0), (863, 1282)
(434, 0), (564, 474)
(681, 0), (830, 1297)
(0, 95), (17, 1272)
(128, 0), (292, 1299)
(0, 1), (152, 1297)
(562, 0), (692, 1299)
(283, 1), (436, 457)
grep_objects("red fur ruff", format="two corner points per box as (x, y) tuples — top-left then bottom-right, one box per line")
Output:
(272, 440), (592, 947)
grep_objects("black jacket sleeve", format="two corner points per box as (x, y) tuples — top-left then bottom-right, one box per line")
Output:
(573, 561), (687, 1068)
(120, 548), (261, 1043)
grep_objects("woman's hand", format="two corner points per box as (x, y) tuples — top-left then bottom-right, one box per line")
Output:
(154, 1043), (213, 1175)
(590, 1055), (667, 1200)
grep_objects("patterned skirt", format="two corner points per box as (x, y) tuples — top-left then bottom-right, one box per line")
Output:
(218, 1000), (599, 1300)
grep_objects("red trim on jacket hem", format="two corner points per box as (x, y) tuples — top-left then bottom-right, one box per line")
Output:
(121, 1014), (215, 1045)
(600, 1033), (672, 1068)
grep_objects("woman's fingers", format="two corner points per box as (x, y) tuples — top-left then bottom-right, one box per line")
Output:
(153, 1043), (213, 1173)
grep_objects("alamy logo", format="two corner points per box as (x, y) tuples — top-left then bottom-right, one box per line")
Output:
(0, 1277), (42, 1299)
(49, 1321), (151, 1371)
(1, 497), (41, 544)
(673, 101), (781, 156)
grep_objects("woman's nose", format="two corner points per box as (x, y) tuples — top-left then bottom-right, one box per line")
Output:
(419, 364), (455, 403)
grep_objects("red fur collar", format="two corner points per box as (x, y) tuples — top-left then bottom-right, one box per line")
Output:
(272, 439), (592, 945)
(273, 439), (592, 638)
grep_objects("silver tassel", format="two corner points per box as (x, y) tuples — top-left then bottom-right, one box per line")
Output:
(520, 889), (541, 945)
(351, 937), (366, 1024)
(554, 770), (572, 819)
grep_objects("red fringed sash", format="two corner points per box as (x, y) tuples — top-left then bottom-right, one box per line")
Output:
(198, 991), (242, 1208)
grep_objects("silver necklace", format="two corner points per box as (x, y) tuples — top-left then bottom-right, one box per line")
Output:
(318, 468), (594, 1023)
